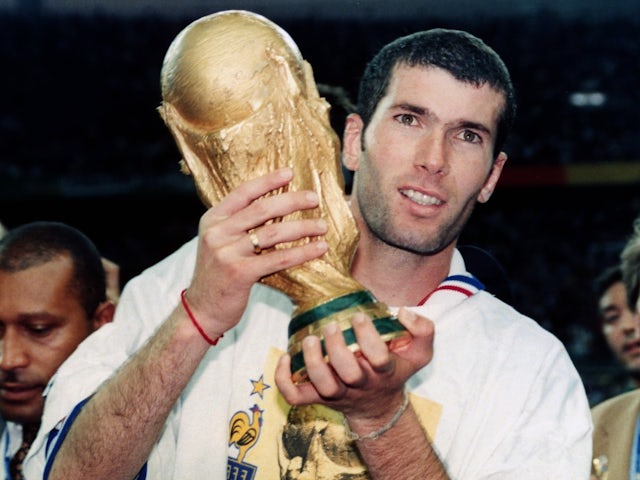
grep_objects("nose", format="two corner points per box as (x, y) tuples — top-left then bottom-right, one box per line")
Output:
(415, 134), (448, 175)
(621, 311), (640, 339)
(0, 329), (29, 371)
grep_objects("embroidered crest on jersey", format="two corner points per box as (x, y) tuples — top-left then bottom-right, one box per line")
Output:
(228, 403), (263, 479)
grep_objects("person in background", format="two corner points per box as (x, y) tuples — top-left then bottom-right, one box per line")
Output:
(26, 16), (591, 480)
(591, 217), (640, 480)
(1, 220), (120, 305)
(594, 264), (640, 390)
(0, 221), (115, 480)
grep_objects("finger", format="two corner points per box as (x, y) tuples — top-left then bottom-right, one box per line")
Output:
(245, 240), (329, 276)
(201, 187), (320, 241)
(386, 308), (421, 353)
(244, 219), (328, 255)
(238, 189), (321, 233)
(214, 167), (295, 217)
(397, 308), (434, 341)
(322, 322), (365, 387)
(302, 335), (345, 399)
(392, 308), (435, 370)
(275, 354), (321, 405)
(351, 313), (393, 374)
(275, 354), (299, 400)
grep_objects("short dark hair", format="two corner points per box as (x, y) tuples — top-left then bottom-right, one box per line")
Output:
(621, 217), (640, 311)
(356, 28), (516, 157)
(0, 221), (106, 319)
(593, 265), (623, 299)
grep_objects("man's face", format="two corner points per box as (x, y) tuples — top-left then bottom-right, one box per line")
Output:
(0, 256), (93, 425)
(345, 65), (507, 255)
(599, 280), (640, 374)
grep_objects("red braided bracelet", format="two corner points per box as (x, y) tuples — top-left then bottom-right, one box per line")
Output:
(180, 289), (223, 346)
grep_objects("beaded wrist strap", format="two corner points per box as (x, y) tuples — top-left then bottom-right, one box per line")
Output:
(343, 391), (410, 441)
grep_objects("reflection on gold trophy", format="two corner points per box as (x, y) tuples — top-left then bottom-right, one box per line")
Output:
(159, 10), (407, 382)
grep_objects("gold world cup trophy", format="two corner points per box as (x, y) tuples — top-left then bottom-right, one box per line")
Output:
(159, 10), (407, 382)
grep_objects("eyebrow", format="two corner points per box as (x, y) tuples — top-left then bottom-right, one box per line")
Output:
(17, 312), (63, 323)
(393, 102), (428, 117)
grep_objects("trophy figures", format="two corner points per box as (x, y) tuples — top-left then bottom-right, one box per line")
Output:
(159, 10), (407, 382)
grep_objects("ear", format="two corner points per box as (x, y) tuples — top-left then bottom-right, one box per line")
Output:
(477, 152), (507, 204)
(342, 113), (364, 172)
(101, 257), (120, 305)
(91, 301), (115, 331)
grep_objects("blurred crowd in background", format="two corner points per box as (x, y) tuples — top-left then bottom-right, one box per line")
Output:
(0, 7), (639, 406)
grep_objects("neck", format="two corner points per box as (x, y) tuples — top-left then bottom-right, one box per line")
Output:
(19, 423), (39, 444)
(21, 423), (39, 433)
(350, 239), (455, 307)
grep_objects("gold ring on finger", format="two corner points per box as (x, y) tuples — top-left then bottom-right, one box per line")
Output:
(249, 232), (262, 255)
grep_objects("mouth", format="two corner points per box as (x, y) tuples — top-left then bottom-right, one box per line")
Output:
(0, 383), (42, 402)
(623, 340), (640, 356)
(399, 188), (443, 206)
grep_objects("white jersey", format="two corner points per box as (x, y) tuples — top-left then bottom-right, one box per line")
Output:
(25, 237), (592, 479)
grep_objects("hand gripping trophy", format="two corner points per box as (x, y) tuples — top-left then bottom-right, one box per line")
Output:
(159, 10), (407, 382)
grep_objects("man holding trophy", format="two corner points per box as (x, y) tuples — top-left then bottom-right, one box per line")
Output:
(25, 10), (591, 480)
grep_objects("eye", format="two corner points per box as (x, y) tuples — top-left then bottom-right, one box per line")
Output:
(602, 314), (620, 326)
(26, 323), (56, 338)
(459, 130), (481, 143)
(395, 113), (418, 126)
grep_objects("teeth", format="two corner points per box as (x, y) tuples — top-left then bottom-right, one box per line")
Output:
(401, 189), (442, 206)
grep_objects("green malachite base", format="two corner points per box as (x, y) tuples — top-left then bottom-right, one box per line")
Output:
(288, 290), (407, 382)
